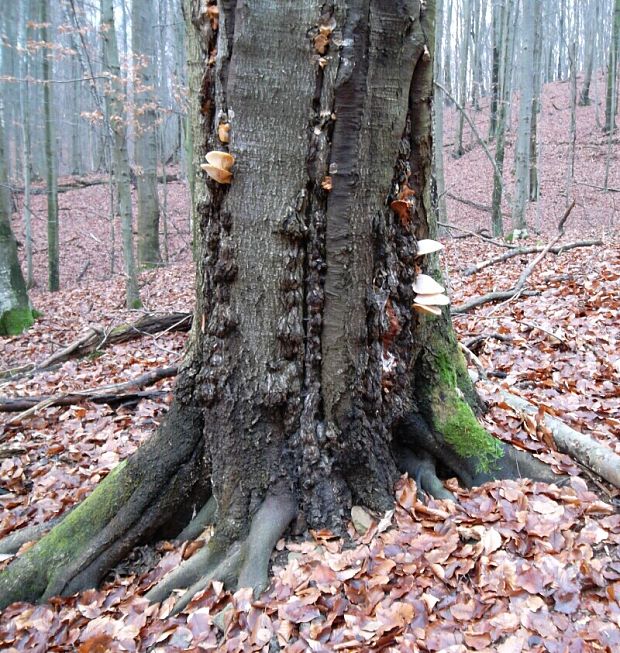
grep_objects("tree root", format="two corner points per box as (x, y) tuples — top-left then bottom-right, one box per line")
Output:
(145, 493), (296, 614)
(393, 444), (456, 501)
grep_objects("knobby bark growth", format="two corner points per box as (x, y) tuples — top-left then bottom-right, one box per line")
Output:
(0, 0), (557, 612)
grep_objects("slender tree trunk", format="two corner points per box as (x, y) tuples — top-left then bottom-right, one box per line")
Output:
(132, 0), (163, 268)
(100, 0), (141, 307)
(529, 0), (542, 202)
(605, 0), (620, 133)
(454, 0), (471, 156)
(491, 0), (514, 236)
(19, 0), (34, 289)
(0, 0), (557, 611)
(433, 0), (448, 227)
(42, 0), (60, 291)
(0, 112), (34, 336)
(579, 0), (597, 106)
(488, 1), (502, 139)
(512, 0), (535, 232)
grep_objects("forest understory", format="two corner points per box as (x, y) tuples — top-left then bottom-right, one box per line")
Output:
(1, 77), (619, 651)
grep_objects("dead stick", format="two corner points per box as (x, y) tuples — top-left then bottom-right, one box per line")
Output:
(459, 342), (620, 489)
(452, 201), (576, 315)
(1, 366), (178, 428)
(462, 239), (602, 277)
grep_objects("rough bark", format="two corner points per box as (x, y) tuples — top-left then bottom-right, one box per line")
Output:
(0, 0), (560, 612)
(605, 0), (620, 133)
(0, 117), (34, 336)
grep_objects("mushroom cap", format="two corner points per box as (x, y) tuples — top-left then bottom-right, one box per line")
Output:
(200, 163), (233, 184)
(412, 274), (445, 295)
(390, 199), (411, 221)
(218, 123), (230, 144)
(205, 151), (235, 171)
(413, 303), (442, 316)
(413, 292), (450, 306)
(415, 239), (444, 256)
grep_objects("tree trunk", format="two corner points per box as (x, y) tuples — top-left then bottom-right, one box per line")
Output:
(454, 0), (471, 156)
(433, 0), (448, 226)
(0, 114), (34, 336)
(132, 0), (163, 268)
(100, 0), (141, 308)
(579, 0), (597, 106)
(528, 0), (542, 202)
(42, 0), (60, 292)
(511, 0), (534, 231)
(605, 0), (620, 133)
(0, 0), (557, 611)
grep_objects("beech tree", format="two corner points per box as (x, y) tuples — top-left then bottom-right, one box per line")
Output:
(0, 0), (556, 611)
(0, 117), (34, 336)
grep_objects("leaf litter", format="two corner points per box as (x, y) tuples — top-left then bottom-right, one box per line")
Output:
(1, 79), (619, 650)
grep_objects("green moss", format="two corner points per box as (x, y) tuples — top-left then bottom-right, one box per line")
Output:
(426, 337), (502, 473)
(440, 399), (502, 472)
(0, 461), (133, 607)
(0, 306), (35, 336)
(131, 298), (143, 310)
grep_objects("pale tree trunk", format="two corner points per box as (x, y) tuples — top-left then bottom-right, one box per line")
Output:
(566, 14), (579, 201)
(579, 0), (598, 106)
(0, 0), (557, 611)
(0, 114), (34, 336)
(42, 0), (60, 291)
(444, 0), (453, 101)
(557, 0), (566, 80)
(433, 0), (448, 227)
(529, 0), (542, 202)
(491, 0), (515, 236)
(19, 0), (34, 289)
(100, 0), (140, 307)
(605, 0), (620, 133)
(511, 0), (535, 232)
(132, 0), (162, 268)
(488, 0), (502, 139)
(454, 0), (471, 156)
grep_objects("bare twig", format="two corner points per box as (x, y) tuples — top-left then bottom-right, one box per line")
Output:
(452, 202), (576, 314)
(438, 220), (516, 249)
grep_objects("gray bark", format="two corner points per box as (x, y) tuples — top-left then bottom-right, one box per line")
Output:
(41, 0), (60, 291)
(132, 0), (162, 267)
(0, 112), (34, 336)
(100, 0), (141, 307)
(511, 0), (535, 231)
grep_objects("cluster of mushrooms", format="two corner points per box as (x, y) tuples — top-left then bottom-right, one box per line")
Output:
(412, 240), (448, 316)
(201, 151), (235, 184)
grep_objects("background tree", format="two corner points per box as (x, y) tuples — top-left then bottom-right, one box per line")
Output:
(0, 115), (34, 336)
(132, 0), (162, 268)
(605, 0), (620, 132)
(0, 0), (557, 611)
(100, 0), (140, 308)
(41, 0), (60, 291)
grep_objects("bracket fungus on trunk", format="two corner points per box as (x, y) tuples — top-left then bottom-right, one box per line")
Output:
(201, 151), (235, 184)
(412, 240), (450, 316)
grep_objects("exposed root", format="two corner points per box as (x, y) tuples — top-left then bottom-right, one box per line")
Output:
(146, 492), (297, 614)
(394, 444), (456, 502)
(178, 496), (217, 541)
(0, 516), (64, 556)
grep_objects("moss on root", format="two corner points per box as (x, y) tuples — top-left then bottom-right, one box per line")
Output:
(0, 461), (133, 608)
(0, 306), (35, 336)
(422, 329), (502, 473)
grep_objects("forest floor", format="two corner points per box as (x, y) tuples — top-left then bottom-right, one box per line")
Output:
(0, 76), (619, 651)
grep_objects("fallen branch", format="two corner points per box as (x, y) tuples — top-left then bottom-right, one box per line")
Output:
(462, 238), (603, 277)
(19, 173), (180, 196)
(459, 343), (620, 489)
(438, 220), (516, 249)
(0, 312), (192, 379)
(1, 366), (178, 429)
(452, 201), (576, 315)
(445, 192), (511, 221)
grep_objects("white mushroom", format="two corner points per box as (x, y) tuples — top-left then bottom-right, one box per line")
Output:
(413, 303), (442, 316)
(415, 239), (444, 256)
(412, 274), (445, 295)
(205, 151), (235, 171)
(200, 163), (233, 184)
(413, 293), (450, 306)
